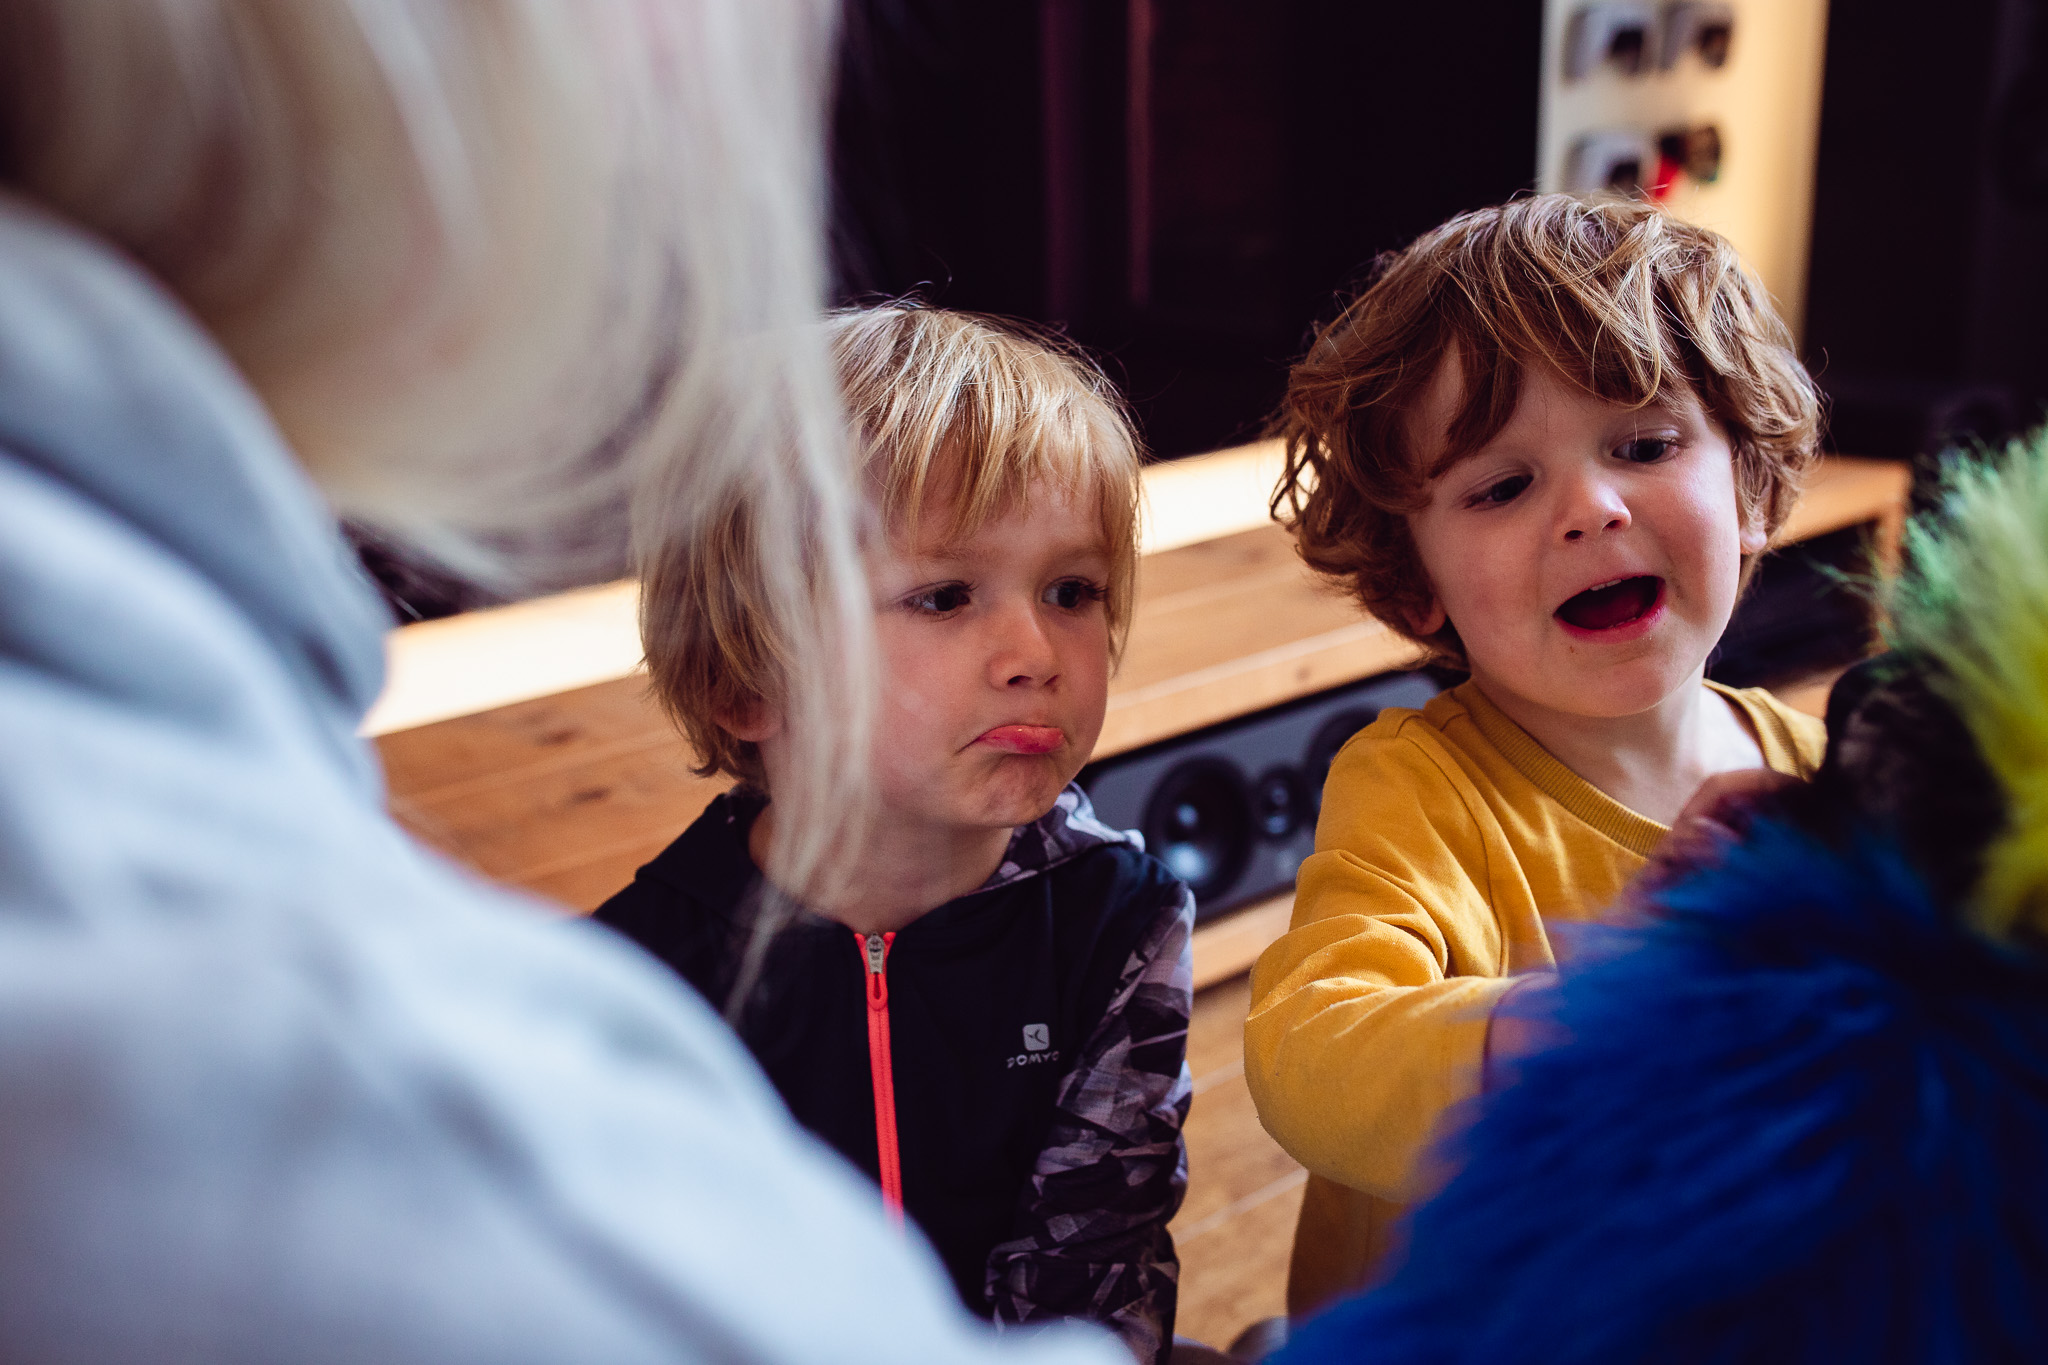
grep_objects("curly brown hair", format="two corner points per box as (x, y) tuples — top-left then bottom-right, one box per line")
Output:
(1272, 193), (1822, 663)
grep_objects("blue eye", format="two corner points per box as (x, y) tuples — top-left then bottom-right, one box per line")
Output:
(1043, 579), (1107, 611)
(906, 583), (971, 615)
(1617, 437), (1674, 463)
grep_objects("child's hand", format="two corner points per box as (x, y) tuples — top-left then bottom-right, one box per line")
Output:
(1488, 771), (1796, 1092)
(1670, 766), (1800, 852)
(1482, 973), (1562, 1092)
(1630, 767), (1800, 907)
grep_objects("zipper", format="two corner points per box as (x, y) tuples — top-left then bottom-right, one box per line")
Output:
(856, 929), (904, 1224)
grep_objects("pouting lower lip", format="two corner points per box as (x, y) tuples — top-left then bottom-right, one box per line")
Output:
(977, 724), (1064, 755)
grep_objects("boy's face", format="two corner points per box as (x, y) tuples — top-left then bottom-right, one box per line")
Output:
(1404, 357), (1764, 722)
(863, 476), (1113, 835)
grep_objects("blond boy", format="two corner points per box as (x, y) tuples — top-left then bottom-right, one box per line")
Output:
(600, 304), (1196, 1363)
(1247, 196), (1827, 1313)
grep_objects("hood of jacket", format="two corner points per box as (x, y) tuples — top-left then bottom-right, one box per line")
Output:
(984, 783), (1146, 891)
(0, 193), (389, 797)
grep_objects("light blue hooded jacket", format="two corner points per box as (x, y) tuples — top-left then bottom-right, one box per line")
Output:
(0, 195), (1124, 1365)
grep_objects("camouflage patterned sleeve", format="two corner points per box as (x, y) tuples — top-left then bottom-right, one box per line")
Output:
(984, 883), (1196, 1365)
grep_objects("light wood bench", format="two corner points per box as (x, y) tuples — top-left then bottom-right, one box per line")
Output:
(376, 450), (1910, 982)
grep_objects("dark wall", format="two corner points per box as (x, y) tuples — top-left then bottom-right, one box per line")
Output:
(830, 0), (1543, 459)
(831, 1), (1058, 320)
(1805, 0), (2048, 460)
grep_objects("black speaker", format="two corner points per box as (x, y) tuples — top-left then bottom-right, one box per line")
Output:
(1080, 671), (1441, 922)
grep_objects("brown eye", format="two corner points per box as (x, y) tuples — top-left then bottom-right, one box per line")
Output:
(1043, 579), (1106, 611)
(907, 583), (971, 615)
(1474, 474), (1531, 506)
(1617, 438), (1674, 464)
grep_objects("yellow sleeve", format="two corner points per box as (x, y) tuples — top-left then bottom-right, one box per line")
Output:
(1774, 695), (1828, 774)
(1718, 682), (1828, 777)
(1243, 725), (1516, 1203)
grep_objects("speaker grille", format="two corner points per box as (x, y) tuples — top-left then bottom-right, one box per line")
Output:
(1081, 671), (1442, 922)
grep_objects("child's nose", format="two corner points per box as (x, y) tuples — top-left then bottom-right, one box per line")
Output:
(988, 603), (1059, 687)
(1560, 475), (1631, 541)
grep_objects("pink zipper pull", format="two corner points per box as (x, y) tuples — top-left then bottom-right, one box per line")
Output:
(854, 929), (903, 1222)
(864, 932), (889, 1007)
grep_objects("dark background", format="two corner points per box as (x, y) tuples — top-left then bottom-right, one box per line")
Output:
(832, 0), (2048, 469)
(368, 0), (2048, 623)
(1804, 0), (2048, 477)
(829, 0), (1544, 461)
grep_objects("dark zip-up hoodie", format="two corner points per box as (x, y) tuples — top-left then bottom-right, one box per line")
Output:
(596, 784), (1194, 1363)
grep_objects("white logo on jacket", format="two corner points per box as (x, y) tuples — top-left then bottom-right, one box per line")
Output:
(1006, 1023), (1059, 1069)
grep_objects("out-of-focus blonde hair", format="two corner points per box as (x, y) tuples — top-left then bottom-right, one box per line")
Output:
(644, 301), (1144, 787)
(0, 0), (870, 899)
(1275, 194), (1821, 664)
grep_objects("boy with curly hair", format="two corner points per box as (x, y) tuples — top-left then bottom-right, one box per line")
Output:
(1246, 195), (1828, 1314)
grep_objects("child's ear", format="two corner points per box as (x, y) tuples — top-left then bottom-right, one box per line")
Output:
(716, 698), (783, 743)
(1407, 595), (1448, 637)
(1738, 515), (1769, 556)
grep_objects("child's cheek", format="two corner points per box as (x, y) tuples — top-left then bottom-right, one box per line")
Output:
(1067, 618), (1112, 688)
(868, 691), (940, 799)
(887, 676), (936, 726)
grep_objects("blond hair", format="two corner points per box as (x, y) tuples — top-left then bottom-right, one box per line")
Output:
(645, 302), (1144, 786)
(0, 0), (870, 896)
(1275, 194), (1822, 662)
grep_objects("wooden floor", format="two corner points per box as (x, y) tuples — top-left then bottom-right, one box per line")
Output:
(1174, 972), (1301, 1347)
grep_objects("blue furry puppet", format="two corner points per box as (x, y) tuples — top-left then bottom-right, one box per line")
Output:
(1277, 435), (2048, 1364)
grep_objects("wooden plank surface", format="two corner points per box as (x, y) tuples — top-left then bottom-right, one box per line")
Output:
(365, 580), (642, 736)
(377, 453), (1908, 913)
(379, 675), (725, 902)
(1100, 525), (1425, 759)
(366, 439), (1295, 738)
(1780, 454), (1911, 562)
(1192, 894), (1294, 993)
(1172, 973), (1303, 1348)
(378, 520), (1422, 907)
(380, 674), (677, 806)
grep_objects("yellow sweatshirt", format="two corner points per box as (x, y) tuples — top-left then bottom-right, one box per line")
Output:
(1245, 678), (1825, 1314)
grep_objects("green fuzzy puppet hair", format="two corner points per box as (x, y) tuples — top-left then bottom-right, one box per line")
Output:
(1885, 426), (2048, 942)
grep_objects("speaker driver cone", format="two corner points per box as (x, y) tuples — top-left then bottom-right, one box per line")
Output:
(1253, 765), (1309, 839)
(1142, 758), (1254, 905)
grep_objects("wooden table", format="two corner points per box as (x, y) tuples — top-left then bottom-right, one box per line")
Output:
(376, 512), (1424, 912)
(376, 451), (1911, 978)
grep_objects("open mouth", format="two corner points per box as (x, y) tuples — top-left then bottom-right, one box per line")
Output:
(1555, 576), (1664, 633)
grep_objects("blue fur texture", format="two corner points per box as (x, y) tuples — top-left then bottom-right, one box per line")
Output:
(1278, 824), (2048, 1364)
